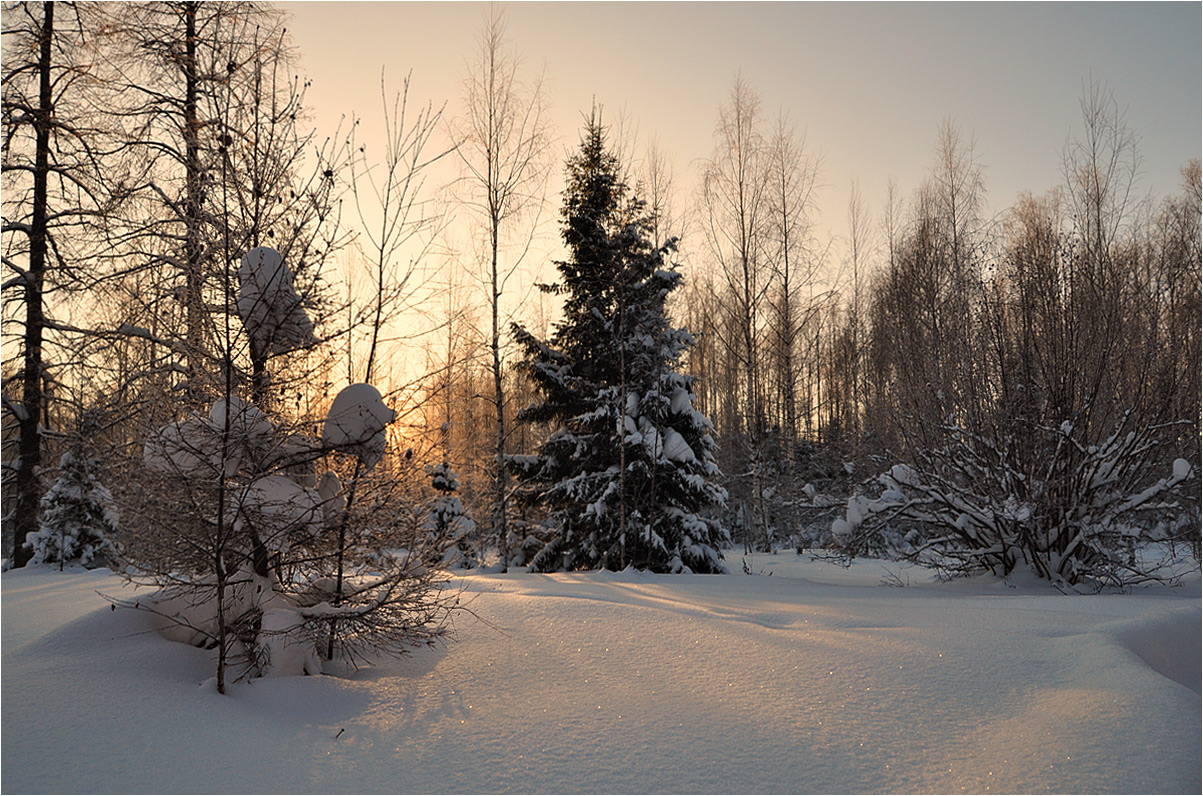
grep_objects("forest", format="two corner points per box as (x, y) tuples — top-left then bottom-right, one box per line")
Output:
(3, 2), (1200, 687)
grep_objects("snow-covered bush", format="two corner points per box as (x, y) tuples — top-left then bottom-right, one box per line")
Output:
(831, 417), (1200, 588)
(27, 452), (118, 569)
(787, 482), (849, 552)
(127, 389), (459, 681)
(119, 247), (460, 690)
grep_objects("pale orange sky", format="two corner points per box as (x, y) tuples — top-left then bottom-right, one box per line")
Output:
(281, 1), (1200, 385)
(286, 2), (1199, 237)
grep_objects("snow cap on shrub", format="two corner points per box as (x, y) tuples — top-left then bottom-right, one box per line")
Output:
(322, 383), (396, 470)
(238, 246), (317, 357)
(144, 414), (233, 478)
(237, 475), (324, 554)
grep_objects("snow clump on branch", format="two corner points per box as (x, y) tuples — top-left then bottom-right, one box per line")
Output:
(237, 246), (317, 357)
(322, 384), (396, 471)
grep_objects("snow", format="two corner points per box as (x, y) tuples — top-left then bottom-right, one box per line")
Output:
(211, 396), (273, 442)
(669, 387), (691, 415)
(144, 413), (232, 479)
(258, 599), (324, 678)
(144, 398), (281, 480)
(322, 383), (396, 470)
(317, 470), (345, 527)
(659, 426), (697, 463)
(3, 558), (1199, 794)
(889, 463), (920, 488)
(237, 246), (317, 357)
(238, 475), (324, 549)
(830, 517), (853, 543)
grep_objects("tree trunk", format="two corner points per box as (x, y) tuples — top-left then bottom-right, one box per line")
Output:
(12, 1), (54, 568)
(491, 221), (509, 570)
(250, 350), (269, 407)
(183, 3), (206, 388)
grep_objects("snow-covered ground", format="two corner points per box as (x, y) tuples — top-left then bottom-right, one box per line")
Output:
(3, 555), (1199, 794)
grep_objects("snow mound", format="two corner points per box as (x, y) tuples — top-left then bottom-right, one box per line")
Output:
(1111, 605), (1201, 695)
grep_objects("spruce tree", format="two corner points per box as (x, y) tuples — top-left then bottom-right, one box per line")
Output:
(425, 462), (477, 568)
(512, 112), (728, 573)
(27, 452), (119, 570)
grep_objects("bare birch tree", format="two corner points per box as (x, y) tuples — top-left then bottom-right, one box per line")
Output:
(764, 114), (822, 471)
(450, 8), (550, 570)
(700, 75), (772, 550)
(842, 180), (871, 445)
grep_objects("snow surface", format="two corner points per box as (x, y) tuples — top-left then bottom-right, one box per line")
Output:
(2, 557), (1199, 794)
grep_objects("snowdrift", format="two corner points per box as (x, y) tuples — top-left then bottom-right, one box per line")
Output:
(2, 557), (1199, 794)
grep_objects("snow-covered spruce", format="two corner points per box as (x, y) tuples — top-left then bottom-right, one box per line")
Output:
(26, 451), (119, 569)
(511, 113), (728, 574)
(424, 462), (477, 568)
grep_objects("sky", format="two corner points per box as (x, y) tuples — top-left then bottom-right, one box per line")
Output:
(281, 0), (1200, 362)
(285, 1), (1199, 239)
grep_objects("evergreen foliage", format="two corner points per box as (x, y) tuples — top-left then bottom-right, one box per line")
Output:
(27, 452), (119, 569)
(512, 112), (728, 573)
(425, 461), (477, 568)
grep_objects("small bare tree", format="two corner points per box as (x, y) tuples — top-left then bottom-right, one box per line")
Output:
(348, 71), (451, 386)
(450, 7), (551, 570)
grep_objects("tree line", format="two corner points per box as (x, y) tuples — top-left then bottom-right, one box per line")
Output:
(684, 78), (1200, 584)
(4, 2), (1199, 600)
